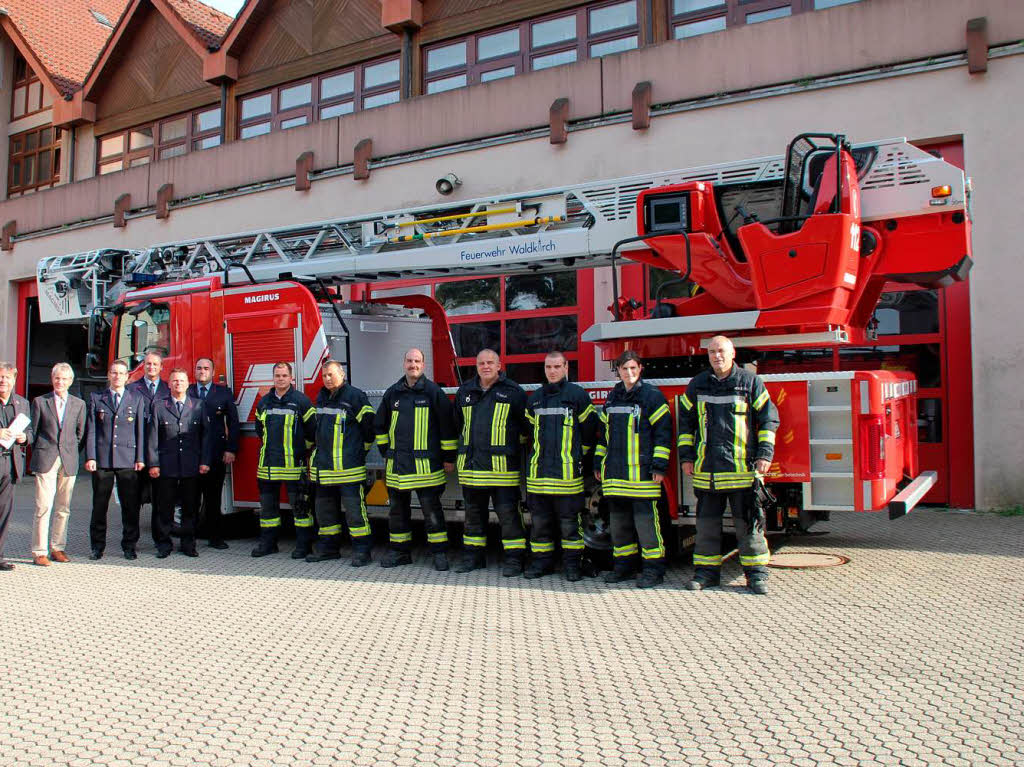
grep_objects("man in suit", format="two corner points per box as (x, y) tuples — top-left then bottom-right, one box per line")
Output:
(147, 368), (211, 558)
(128, 351), (170, 403)
(85, 359), (146, 560)
(0, 361), (32, 571)
(128, 351), (168, 514)
(29, 362), (87, 566)
(189, 358), (239, 549)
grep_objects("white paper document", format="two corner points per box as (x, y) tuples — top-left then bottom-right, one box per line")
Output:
(0, 412), (30, 449)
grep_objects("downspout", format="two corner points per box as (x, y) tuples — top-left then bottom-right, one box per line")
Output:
(67, 123), (76, 183)
(220, 81), (228, 142)
(644, 0), (654, 45)
(401, 28), (413, 99)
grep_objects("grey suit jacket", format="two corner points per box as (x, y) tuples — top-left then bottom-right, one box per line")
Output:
(30, 392), (87, 474)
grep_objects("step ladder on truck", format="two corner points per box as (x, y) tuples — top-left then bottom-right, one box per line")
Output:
(35, 133), (971, 540)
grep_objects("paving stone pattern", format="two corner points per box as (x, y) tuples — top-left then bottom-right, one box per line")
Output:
(1, 483), (1022, 766)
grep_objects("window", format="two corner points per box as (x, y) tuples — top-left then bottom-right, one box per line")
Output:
(11, 54), (50, 121)
(670, 2), (841, 39)
(371, 270), (588, 384)
(8, 125), (61, 197)
(422, 1), (640, 95)
(239, 56), (400, 140)
(97, 106), (221, 174)
(116, 303), (172, 365)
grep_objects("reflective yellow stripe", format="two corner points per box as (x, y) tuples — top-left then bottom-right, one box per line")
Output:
(388, 410), (398, 450)
(678, 433), (694, 447)
(577, 404), (595, 423)
(414, 407), (429, 476)
(753, 390), (770, 411)
(440, 439), (458, 451)
(531, 540), (555, 553)
(390, 531), (413, 543)
(613, 543), (639, 557)
(629, 412), (640, 483)
(733, 409), (748, 474)
(561, 410), (573, 482)
(463, 535), (487, 547)
(283, 413), (295, 468)
(303, 407), (316, 422)
(740, 553), (771, 566)
(260, 517), (281, 528)
(652, 446), (670, 461)
(680, 393), (693, 411)
(319, 524), (342, 535)
(693, 554), (722, 566)
(695, 401), (707, 473)
(332, 413), (345, 472)
(648, 403), (669, 425)
(502, 538), (527, 550)
(427, 531), (448, 543)
(357, 405), (375, 420)
(758, 430), (776, 445)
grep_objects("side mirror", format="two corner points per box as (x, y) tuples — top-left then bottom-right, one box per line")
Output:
(85, 352), (104, 374)
(130, 320), (148, 360)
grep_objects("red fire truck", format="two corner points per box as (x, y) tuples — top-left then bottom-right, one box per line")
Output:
(36, 133), (970, 535)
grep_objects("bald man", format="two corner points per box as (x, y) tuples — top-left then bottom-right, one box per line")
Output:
(374, 348), (457, 571)
(678, 335), (779, 595)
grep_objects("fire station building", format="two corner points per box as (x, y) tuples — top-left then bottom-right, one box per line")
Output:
(0, 0), (1019, 510)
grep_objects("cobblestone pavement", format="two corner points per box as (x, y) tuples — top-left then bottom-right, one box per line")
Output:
(1, 482), (1022, 767)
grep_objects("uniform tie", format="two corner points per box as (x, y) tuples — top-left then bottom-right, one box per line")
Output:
(149, 381), (156, 396)
(200, 386), (208, 400)
(113, 393), (120, 411)
(176, 401), (183, 416)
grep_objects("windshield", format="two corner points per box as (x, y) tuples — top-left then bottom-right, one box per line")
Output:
(116, 302), (172, 366)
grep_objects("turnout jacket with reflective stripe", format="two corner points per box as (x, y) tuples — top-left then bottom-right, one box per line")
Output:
(311, 384), (376, 485)
(374, 375), (457, 490)
(677, 365), (779, 491)
(454, 373), (529, 487)
(596, 380), (673, 499)
(254, 387), (316, 481)
(524, 378), (598, 495)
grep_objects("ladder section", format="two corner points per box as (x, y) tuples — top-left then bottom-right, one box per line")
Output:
(805, 377), (855, 510)
(36, 137), (962, 325)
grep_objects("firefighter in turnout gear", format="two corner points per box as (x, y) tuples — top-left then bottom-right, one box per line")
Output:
(307, 360), (376, 566)
(523, 351), (599, 581)
(595, 351), (674, 589)
(374, 348), (458, 571)
(252, 362), (317, 559)
(678, 335), (779, 595)
(452, 349), (530, 576)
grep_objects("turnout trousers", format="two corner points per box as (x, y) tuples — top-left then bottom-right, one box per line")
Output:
(153, 476), (200, 553)
(527, 492), (584, 567)
(90, 468), (141, 554)
(388, 486), (447, 552)
(607, 496), (666, 573)
(693, 488), (770, 580)
(258, 479), (314, 549)
(314, 483), (371, 556)
(462, 486), (525, 553)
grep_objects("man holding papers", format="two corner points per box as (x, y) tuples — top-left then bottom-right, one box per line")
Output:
(0, 361), (32, 571)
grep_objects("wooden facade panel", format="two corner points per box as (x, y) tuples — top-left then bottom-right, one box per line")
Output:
(95, 10), (208, 120)
(313, 0), (385, 54)
(237, 0), (316, 77)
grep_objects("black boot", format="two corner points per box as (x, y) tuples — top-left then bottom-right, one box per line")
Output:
(563, 552), (583, 582)
(455, 550), (487, 574)
(251, 531), (279, 558)
(380, 549), (412, 568)
(291, 527), (314, 559)
(636, 563), (665, 589)
(501, 551), (524, 577)
(686, 569), (721, 591)
(350, 539), (372, 567)
(523, 557), (554, 580)
(432, 551), (450, 572)
(603, 564), (637, 583)
(746, 573), (768, 595)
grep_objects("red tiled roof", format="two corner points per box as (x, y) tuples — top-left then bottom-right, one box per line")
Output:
(163, 0), (233, 49)
(1, 0), (131, 97)
(2, 0), (234, 100)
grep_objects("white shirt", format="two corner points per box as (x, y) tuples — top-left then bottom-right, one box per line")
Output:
(54, 393), (67, 425)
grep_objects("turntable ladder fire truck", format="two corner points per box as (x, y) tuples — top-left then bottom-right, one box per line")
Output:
(36, 133), (971, 529)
